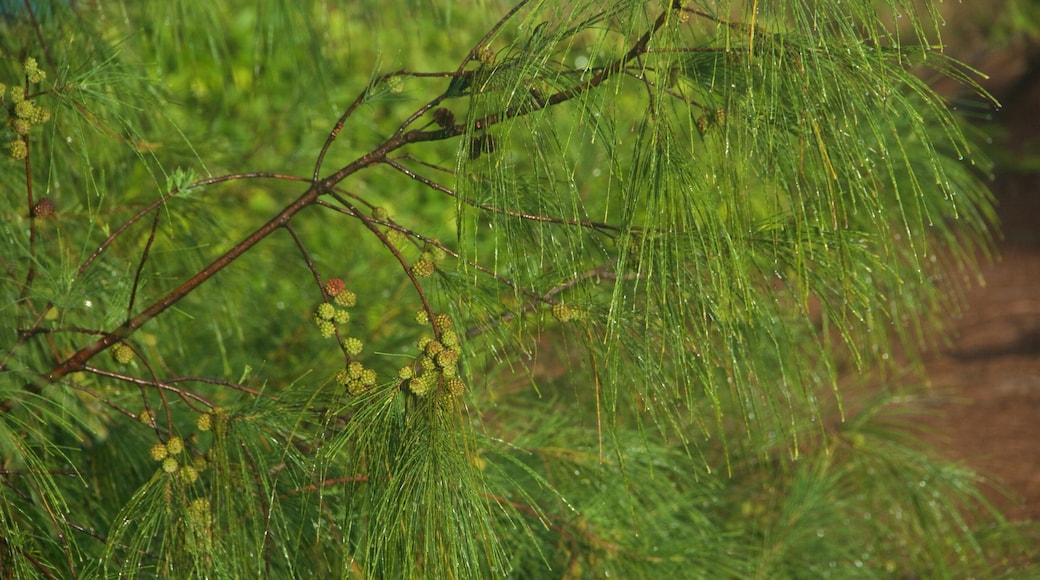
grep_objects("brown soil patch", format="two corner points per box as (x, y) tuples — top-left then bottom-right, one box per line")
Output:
(910, 87), (1040, 521)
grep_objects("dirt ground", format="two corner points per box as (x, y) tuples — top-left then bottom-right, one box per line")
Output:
(907, 75), (1040, 522)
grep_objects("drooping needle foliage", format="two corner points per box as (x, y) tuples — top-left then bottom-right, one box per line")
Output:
(0, 0), (1024, 577)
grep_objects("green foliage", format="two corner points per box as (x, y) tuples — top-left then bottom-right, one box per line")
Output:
(0, 0), (1028, 577)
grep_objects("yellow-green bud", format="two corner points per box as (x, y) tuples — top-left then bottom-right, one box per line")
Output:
(409, 373), (435, 396)
(112, 343), (134, 364)
(181, 465), (199, 484)
(445, 378), (466, 396)
(424, 340), (444, 357)
(435, 348), (459, 368)
(360, 368), (377, 386)
(348, 361), (364, 379)
(197, 413), (212, 432)
(551, 303), (575, 322)
(333, 309), (351, 325)
(415, 310), (429, 325)
(441, 329), (460, 348)
(334, 290), (357, 308)
(31, 105), (50, 124)
(317, 319), (336, 338)
(434, 313), (453, 330)
(162, 457), (179, 473)
(14, 100), (34, 120)
(344, 337), (363, 356)
(8, 139), (27, 161)
(335, 369), (351, 385)
(150, 443), (169, 461)
(411, 258), (435, 278)
(166, 436), (184, 455)
(427, 244), (446, 262)
(398, 365), (413, 380)
(315, 302), (336, 320)
(477, 46), (496, 66)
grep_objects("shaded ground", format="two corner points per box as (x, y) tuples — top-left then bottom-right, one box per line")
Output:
(908, 77), (1040, 522)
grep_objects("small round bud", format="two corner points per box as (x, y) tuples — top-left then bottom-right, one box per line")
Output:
(162, 457), (179, 473)
(324, 277), (346, 297)
(139, 409), (153, 426)
(344, 337), (363, 356)
(346, 380), (368, 396)
(445, 378), (466, 396)
(8, 139), (27, 160)
(441, 329), (460, 348)
(317, 319), (336, 338)
(427, 244), (446, 262)
(385, 228), (405, 246)
(333, 309), (351, 325)
(166, 436), (184, 455)
(197, 413), (212, 432)
(408, 373), (435, 397)
(15, 100), (34, 120)
(13, 119), (30, 136)
(150, 443), (169, 461)
(386, 76), (404, 94)
(335, 369), (351, 385)
(181, 465), (199, 484)
(29, 106), (49, 124)
(417, 336), (433, 350)
(360, 368), (377, 386)
(397, 365), (414, 380)
(334, 290), (357, 308)
(420, 356), (437, 371)
(551, 303), (575, 322)
(695, 114), (711, 135)
(434, 313), (453, 330)
(415, 310), (429, 325)
(372, 207), (389, 221)
(424, 340), (444, 357)
(315, 302), (336, 321)
(31, 198), (56, 218)
(477, 46), (496, 66)
(435, 348), (459, 368)
(112, 343), (134, 364)
(411, 258), (435, 278)
(348, 361), (364, 379)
